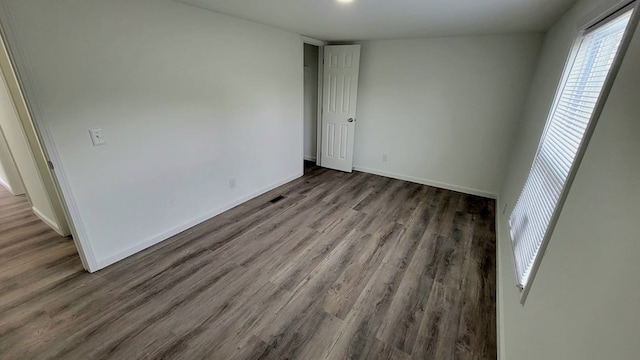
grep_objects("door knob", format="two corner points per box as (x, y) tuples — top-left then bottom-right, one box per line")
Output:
(347, 118), (355, 123)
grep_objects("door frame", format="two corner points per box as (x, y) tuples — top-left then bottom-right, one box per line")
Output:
(0, 47), (72, 237)
(301, 36), (326, 167)
(0, 11), (97, 271)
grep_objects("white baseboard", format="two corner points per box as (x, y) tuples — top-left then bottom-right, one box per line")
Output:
(0, 177), (23, 195)
(95, 171), (304, 271)
(352, 165), (497, 199)
(32, 206), (65, 236)
(0, 177), (12, 193)
(303, 156), (317, 162)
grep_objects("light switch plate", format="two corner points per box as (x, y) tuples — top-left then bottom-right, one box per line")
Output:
(89, 128), (106, 146)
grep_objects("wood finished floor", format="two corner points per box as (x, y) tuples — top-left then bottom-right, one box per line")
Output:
(0, 164), (497, 360)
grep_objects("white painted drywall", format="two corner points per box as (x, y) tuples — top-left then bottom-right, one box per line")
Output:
(0, 127), (25, 195)
(353, 34), (543, 197)
(0, 0), (303, 269)
(0, 135), (8, 188)
(0, 68), (60, 224)
(497, 0), (640, 359)
(303, 44), (318, 161)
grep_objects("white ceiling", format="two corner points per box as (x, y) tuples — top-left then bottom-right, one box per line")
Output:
(175, 0), (577, 41)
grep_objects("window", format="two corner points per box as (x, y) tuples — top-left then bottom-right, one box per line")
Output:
(509, 3), (637, 302)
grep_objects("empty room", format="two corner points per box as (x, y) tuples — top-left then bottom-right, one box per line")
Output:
(0, 0), (638, 359)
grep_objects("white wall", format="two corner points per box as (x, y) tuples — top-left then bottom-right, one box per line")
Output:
(303, 44), (318, 161)
(0, 133), (8, 187)
(0, 0), (303, 270)
(0, 127), (25, 194)
(497, 0), (640, 359)
(353, 34), (543, 197)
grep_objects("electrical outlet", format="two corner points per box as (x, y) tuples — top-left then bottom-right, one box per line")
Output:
(382, 154), (388, 162)
(89, 128), (106, 146)
(229, 178), (237, 189)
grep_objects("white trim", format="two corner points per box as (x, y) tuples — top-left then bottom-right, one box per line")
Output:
(0, 2), (97, 271)
(0, 28), (70, 235)
(300, 39), (306, 169)
(579, 0), (634, 29)
(95, 171), (303, 270)
(303, 156), (317, 162)
(315, 46), (324, 167)
(32, 206), (65, 236)
(301, 36), (324, 167)
(301, 36), (327, 47)
(353, 165), (497, 199)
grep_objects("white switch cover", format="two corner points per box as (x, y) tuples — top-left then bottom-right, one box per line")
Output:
(89, 128), (106, 146)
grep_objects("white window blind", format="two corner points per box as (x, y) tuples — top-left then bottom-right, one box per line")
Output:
(508, 7), (634, 293)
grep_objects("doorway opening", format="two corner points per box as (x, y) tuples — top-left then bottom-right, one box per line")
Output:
(0, 68), (70, 235)
(0, 33), (84, 271)
(303, 43), (320, 174)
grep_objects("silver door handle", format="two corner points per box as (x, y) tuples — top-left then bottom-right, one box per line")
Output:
(347, 118), (355, 123)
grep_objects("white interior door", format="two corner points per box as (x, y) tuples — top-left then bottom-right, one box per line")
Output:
(321, 45), (360, 172)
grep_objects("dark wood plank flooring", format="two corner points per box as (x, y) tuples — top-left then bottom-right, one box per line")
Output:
(0, 164), (496, 359)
